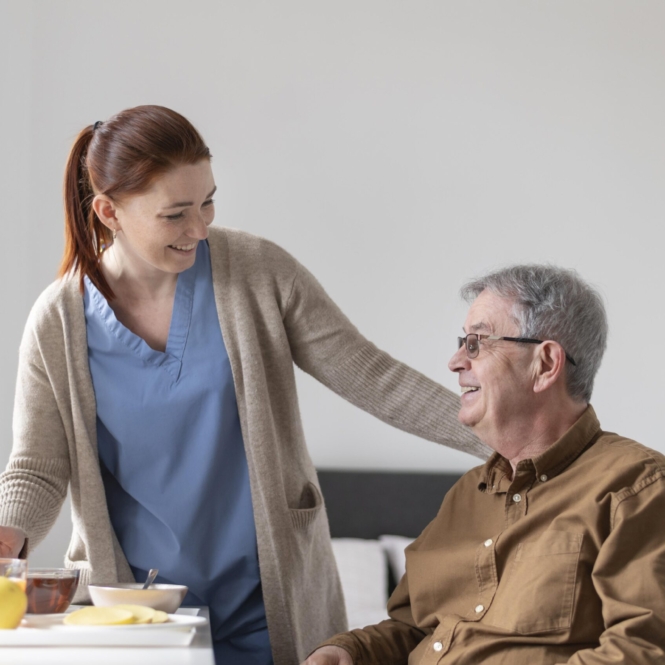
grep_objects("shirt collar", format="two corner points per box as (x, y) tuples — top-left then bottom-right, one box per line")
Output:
(478, 405), (602, 493)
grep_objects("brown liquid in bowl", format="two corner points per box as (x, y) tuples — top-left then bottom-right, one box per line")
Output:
(26, 575), (78, 614)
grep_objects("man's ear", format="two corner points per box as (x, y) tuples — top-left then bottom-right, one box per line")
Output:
(532, 341), (567, 394)
(92, 194), (120, 234)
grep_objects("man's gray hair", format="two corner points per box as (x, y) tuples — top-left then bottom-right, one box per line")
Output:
(460, 265), (607, 402)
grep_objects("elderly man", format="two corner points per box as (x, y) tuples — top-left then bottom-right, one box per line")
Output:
(304, 265), (665, 665)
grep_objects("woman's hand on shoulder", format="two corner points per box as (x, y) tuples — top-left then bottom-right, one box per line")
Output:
(301, 645), (354, 665)
(0, 526), (26, 558)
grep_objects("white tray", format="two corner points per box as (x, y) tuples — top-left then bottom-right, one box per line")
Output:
(0, 613), (207, 647)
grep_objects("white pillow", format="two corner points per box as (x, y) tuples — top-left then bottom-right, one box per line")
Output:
(331, 538), (390, 629)
(379, 534), (415, 583)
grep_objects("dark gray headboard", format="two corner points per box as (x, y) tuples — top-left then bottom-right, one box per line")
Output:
(317, 469), (462, 539)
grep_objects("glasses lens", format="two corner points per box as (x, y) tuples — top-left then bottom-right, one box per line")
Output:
(466, 334), (480, 358)
(457, 337), (465, 350)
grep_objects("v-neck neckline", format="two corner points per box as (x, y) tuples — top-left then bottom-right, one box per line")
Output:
(85, 251), (198, 382)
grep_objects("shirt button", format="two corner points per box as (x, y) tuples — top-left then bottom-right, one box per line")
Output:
(540, 474), (548, 482)
(484, 539), (493, 547)
(475, 604), (484, 613)
(512, 493), (522, 503)
(433, 641), (443, 652)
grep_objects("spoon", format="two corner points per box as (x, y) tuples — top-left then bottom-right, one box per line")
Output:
(142, 568), (159, 590)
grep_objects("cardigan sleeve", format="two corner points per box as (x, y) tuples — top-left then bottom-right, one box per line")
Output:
(283, 260), (491, 460)
(0, 319), (71, 551)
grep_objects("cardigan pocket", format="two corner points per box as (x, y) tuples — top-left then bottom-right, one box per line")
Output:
(289, 482), (323, 530)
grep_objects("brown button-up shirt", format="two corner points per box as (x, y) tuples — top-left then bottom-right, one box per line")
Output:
(321, 407), (665, 664)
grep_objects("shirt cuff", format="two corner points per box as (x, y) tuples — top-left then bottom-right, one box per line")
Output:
(307, 635), (362, 664)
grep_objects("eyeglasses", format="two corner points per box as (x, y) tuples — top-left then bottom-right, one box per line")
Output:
(457, 334), (577, 366)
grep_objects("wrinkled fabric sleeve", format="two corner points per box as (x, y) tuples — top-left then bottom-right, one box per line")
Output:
(283, 260), (491, 459)
(0, 322), (70, 551)
(566, 474), (665, 664)
(315, 571), (429, 665)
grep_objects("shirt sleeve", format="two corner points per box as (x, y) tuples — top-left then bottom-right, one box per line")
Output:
(315, 571), (430, 665)
(283, 260), (491, 459)
(565, 474), (665, 664)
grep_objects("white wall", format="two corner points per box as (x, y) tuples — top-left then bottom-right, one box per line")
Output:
(2, 0), (664, 565)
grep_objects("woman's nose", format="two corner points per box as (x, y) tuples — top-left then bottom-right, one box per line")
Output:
(189, 215), (209, 240)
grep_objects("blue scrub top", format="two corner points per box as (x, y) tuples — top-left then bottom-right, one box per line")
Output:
(84, 241), (273, 665)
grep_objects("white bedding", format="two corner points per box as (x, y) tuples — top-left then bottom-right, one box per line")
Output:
(331, 535), (415, 630)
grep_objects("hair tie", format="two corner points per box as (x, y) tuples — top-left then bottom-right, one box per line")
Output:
(93, 121), (102, 130)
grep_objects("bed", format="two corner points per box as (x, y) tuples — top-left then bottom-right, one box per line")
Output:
(317, 469), (462, 629)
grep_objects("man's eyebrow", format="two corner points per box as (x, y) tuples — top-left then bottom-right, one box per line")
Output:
(469, 321), (493, 333)
(163, 186), (217, 209)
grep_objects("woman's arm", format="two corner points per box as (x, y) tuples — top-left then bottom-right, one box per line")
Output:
(283, 260), (491, 459)
(0, 321), (71, 554)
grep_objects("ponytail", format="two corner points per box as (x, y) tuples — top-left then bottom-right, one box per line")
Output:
(59, 125), (114, 300)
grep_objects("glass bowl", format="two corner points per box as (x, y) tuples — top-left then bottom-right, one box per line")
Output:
(26, 568), (80, 614)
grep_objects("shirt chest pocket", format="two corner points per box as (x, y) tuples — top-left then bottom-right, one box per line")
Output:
(485, 530), (583, 635)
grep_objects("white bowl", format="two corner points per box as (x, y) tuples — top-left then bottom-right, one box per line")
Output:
(88, 583), (188, 613)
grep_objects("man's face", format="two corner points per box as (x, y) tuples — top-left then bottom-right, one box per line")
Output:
(448, 290), (537, 445)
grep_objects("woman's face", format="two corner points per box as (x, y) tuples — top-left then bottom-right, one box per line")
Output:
(100, 160), (216, 278)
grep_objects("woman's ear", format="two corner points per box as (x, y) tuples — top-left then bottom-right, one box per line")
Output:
(532, 341), (567, 394)
(92, 195), (119, 234)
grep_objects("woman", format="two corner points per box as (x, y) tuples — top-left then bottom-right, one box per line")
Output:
(0, 106), (487, 665)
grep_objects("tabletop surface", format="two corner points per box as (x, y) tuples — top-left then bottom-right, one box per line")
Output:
(0, 606), (215, 665)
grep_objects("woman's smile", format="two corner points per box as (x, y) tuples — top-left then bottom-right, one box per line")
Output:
(168, 242), (198, 253)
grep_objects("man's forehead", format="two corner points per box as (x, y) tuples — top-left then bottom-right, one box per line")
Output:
(464, 292), (517, 334)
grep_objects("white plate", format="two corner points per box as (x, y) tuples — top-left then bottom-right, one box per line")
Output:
(0, 614), (207, 647)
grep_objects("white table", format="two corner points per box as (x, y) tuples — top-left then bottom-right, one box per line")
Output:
(0, 607), (215, 665)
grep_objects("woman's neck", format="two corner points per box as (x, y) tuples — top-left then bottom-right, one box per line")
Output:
(101, 243), (178, 303)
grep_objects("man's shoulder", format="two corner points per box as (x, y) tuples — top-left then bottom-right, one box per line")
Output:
(589, 430), (665, 490)
(593, 430), (665, 465)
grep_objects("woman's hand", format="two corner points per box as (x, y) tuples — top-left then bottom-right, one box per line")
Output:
(301, 645), (354, 665)
(0, 526), (26, 558)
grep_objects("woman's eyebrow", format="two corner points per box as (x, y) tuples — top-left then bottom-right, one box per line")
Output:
(163, 186), (217, 209)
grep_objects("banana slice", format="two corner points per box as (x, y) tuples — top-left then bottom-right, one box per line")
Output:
(150, 610), (169, 624)
(64, 607), (135, 626)
(111, 604), (157, 624)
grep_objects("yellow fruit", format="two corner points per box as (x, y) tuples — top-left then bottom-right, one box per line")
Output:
(150, 610), (168, 624)
(0, 577), (28, 629)
(63, 607), (134, 626)
(112, 604), (157, 624)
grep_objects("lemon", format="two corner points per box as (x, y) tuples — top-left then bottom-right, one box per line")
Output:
(112, 604), (158, 624)
(63, 607), (135, 626)
(0, 577), (28, 629)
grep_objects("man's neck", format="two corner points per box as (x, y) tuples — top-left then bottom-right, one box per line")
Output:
(486, 401), (588, 476)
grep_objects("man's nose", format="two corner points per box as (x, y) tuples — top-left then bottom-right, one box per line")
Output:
(448, 344), (470, 373)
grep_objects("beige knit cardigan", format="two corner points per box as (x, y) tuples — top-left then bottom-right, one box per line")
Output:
(0, 226), (488, 664)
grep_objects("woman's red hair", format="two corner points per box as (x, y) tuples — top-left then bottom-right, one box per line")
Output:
(59, 105), (211, 300)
